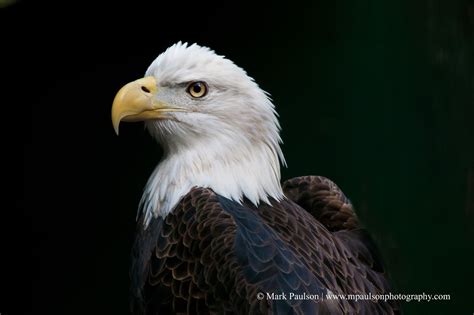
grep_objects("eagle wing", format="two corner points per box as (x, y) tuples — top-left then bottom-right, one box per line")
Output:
(130, 177), (400, 314)
(282, 176), (400, 314)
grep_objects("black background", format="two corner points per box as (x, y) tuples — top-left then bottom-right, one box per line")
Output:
(4, 0), (474, 314)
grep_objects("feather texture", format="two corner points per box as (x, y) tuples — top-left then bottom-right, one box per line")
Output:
(130, 176), (400, 314)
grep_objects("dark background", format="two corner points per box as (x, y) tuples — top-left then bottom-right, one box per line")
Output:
(5, 0), (473, 314)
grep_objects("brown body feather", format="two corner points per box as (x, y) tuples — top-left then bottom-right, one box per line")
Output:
(130, 176), (400, 314)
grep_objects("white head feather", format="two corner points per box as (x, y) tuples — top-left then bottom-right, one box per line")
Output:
(139, 42), (286, 226)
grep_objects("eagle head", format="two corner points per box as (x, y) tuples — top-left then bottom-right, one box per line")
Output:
(112, 42), (286, 224)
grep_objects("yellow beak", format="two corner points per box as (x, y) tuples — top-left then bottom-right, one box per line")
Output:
(111, 76), (183, 135)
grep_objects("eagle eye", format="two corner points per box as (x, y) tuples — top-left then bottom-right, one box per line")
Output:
(187, 81), (208, 98)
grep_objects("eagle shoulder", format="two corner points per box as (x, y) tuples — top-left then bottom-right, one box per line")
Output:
(283, 175), (359, 232)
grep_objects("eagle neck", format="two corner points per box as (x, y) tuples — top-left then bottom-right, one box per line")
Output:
(139, 138), (284, 226)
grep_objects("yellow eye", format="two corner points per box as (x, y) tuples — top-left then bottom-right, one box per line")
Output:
(187, 81), (208, 98)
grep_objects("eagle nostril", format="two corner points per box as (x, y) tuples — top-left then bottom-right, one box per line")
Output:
(141, 86), (151, 93)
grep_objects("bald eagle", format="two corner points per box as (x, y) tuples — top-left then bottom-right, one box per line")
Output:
(112, 43), (400, 314)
